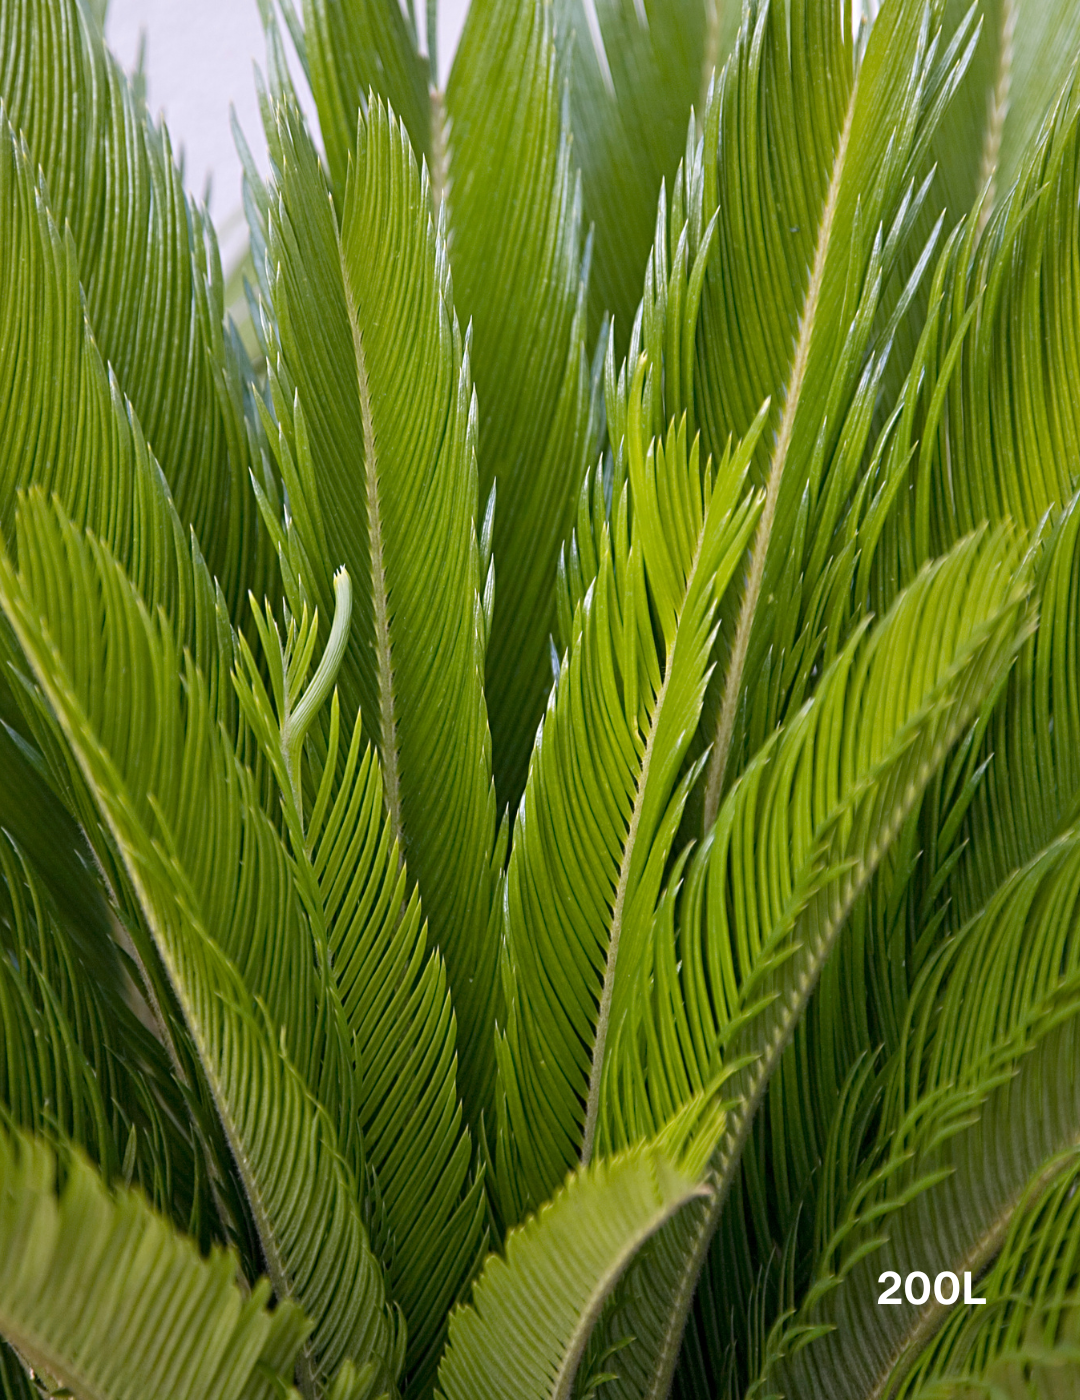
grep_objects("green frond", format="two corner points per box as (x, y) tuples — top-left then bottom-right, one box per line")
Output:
(437, 1100), (724, 1400)
(0, 495), (398, 1397)
(299, 0), (431, 185)
(904, 64), (1080, 564)
(235, 583), (488, 1400)
(936, 0), (1080, 222)
(693, 0), (979, 813)
(0, 832), (208, 1238)
(899, 1155), (1080, 1399)
(552, 0), (731, 351)
(591, 524), (1034, 1400)
(0, 1123), (309, 1400)
(446, 0), (596, 808)
(0, 119), (238, 693)
(251, 90), (499, 1132)
(0, 0), (273, 615)
(494, 370), (766, 1226)
(766, 828), (1080, 1400)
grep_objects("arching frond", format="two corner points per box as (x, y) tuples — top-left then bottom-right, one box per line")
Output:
(591, 525), (1033, 1399)
(552, 0), (734, 351)
(764, 829), (1080, 1400)
(694, 0), (979, 817)
(437, 1100), (724, 1400)
(251, 91), (499, 1131)
(0, 1124), (308, 1400)
(236, 582), (489, 1399)
(0, 495), (398, 1398)
(0, 0), (272, 614)
(494, 370), (766, 1226)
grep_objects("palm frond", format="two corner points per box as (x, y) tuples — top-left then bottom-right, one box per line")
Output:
(551, 0), (730, 352)
(0, 0), (272, 615)
(590, 525), (1034, 1400)
(0, 832), (208, 1239)
(0, 1123), (309, 1400)
(903, 64), (1080, 566)
(249, 87), (500, 1132)
(437, 1100), (724, 1400)
(694, 0), (978, 820)
(0, 119), (236, 688)
(0, 494), (398, 1398)
(235, 581), (489, 1399)
(445, 0), (596, 808)
(764, 829), (1080, 1400)
(494, 364), (765, 1225)
(897, 1155), (1080, 1400)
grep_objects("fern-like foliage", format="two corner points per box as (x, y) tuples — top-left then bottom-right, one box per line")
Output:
(3, 1), (1080, 1399)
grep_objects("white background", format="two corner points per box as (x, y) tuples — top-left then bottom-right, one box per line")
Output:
(105, 0), (470, 266)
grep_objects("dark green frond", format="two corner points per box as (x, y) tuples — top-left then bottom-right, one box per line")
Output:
(446, 0), (595, 809)
(552, 0), (728, 351)
(0, 0), (272, 615)
(0, 1123), (309, 1400)
(253, 91), (499, 1132)
(0, 496), (398, 1397)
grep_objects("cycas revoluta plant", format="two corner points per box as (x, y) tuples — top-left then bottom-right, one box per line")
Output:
(1, 0), (1080, 1395)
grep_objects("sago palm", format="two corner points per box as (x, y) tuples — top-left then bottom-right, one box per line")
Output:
(2, 0), (1080, 1395)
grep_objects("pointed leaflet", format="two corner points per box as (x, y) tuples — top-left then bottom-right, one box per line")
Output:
(588, 526), (1033, 1399)
(551, 0), (734, 351)
(0, 119), (236, 703)
(0, 0), (271, 613)
(437, 1102), (724, 1400)
(695, 0), (980, 818)
(299, 0), (431, 185)
(0, 1126), (308, 1400)
(254, 94), (498, 1129)
(234, 590), (488, 1399)
(494, 364), (765, 1226)
(263, 0), (594, 810)
(445, 0), (594, 809)
(933, 0), (1080, 218)
(768, 833), (1080, 1400)
(894, 1156), (1080, 1399)
(906, 67), (1080, 567)
(0, 834), (208, 1241)
(0, 496), (397, 1397)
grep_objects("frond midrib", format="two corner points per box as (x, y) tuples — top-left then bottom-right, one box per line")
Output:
(703, 70), (859, 829)
(340, 250), (404, 854)
(579, 510), (709, 1168)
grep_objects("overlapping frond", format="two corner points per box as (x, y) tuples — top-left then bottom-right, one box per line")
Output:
(235, 584), (488, 1399)
(551, 0), (731, 350)
(0, 0), (271, 614)
(897, 1155), (1080, 1400)
(0, 119), (237, 703)
(0, 1123), (308, 1400)
(0, 833), (206, 1238)
(445, 0), (595, 808)
(904, 65), (1080, 565)
(765, 829), (1080, 1400)
(591, 526), (1033, 1399)
(251, 91), (499, 1131)
(494, 364), (765, 1226)
(0, 495), (398, 1397)
(299, 0), (431, 187)
(437, 1102), (723, 1400)
(694, 0), (979, 816)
